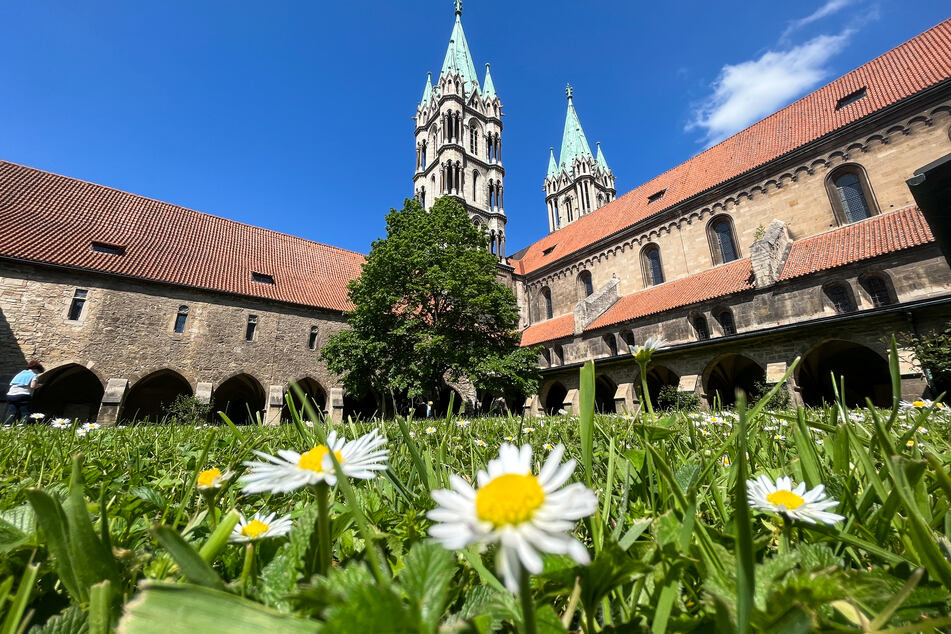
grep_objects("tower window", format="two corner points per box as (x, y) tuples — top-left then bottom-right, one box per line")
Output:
(308, 326), (319, 350)
(252, 272), (275, 285)
(641, 244), (664, 286)
(827, 165), (878, 225)
(67, 289), (87, 321)
(245, 315), (258, 341)
(91, 241), (125, 255)
(824, 283), (855, 314)
(835, 87), (867, 110)
(174, 305), (189, 333)
(693, 315), (710, 341)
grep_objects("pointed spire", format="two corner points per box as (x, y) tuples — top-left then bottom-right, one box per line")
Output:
(596, 142), (611, 173)
(420, 72), (433, 106)
(440, 1), (479, 95)
(483, 63), (496, 99)
(547, 147), (558, 179)
(559, 84), (593, 167)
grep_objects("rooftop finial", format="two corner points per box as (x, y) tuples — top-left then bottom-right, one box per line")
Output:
(454, 0), (462, 16)
(566, 83), (574, 102)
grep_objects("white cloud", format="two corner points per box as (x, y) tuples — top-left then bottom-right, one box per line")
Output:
(781, 0), (854, 40)
(686, 30), (852, 147)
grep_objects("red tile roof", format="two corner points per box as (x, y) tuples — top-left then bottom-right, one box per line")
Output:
(0, 161), (364, 312)
(510, 19), (951, 276)
(586, 259), (755, 333)
(779, 206), (934, 280)
(519, 314), (574, 347)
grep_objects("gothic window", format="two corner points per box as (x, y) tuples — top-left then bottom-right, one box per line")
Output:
(174, 305), (189, 333)
(420, 141), (427, 169)
(245, 315), (258, 341)
(67, 289), (87, 321)
(707, 215), (740, 264)
(716, 308), (736, 335)
(577, 271), (594, 300)
(565, 197), (573, 222)
(308, 326), (319, 350)
(419, 186), (426, 209)
(860, 274), (895, 307)
(539, 286), (553, 320)
(597, 193), (603, 209)
(693, 315), (710, 341)
(641, 244), (664, 286)
(827, 165), (878, 224)
(824, 283), (855, 314)
(553, 200), (560, 228)
(472, 170), (479, 202)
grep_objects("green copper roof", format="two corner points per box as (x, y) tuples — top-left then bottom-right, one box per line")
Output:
(596, 142), (611, 173)
(482, 63), (496, 99)
(440, 4), (479, 95)
(420, 72), (433, 106)
(559, 84), (593, 167)
(547, 147), (558, 179)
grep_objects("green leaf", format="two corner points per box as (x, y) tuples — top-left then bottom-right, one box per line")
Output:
(579, 360), (595, 487)
(129, 486), (167, 512)
(27, 606), (88, 634)
(734, 392), (755, 634)
(0, 503), (34, 554)
(199, 509), (240, 563)
(117, 582), (317, 633)
(88, 580), (112, 634)
(25, 488), (84, 602)
(0, 562), (38, 634)
(152, 526), (225, 590)
(399, 541), (455, 634)
(535, 604), (568, 634)
(65, 456), (121, 594)
(258, 508), (317, 609)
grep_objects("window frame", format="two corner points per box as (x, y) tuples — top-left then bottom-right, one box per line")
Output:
(173, 305), (189, 334)
(67, 289), (88, 322)
(706, 214), (741, 265)
(825, 164), (879, 226)
(716, 308), (737, 335)
(640, 244), (665, 287)
(577, 271), (594, 300)
(859, 273), (896, 308)
(308, 325), (319, 350)
(692, 314), (710, 341)
(823, 282), (856, 314)
(245, 314), (258, 341)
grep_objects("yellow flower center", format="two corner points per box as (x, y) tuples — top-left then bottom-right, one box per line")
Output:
(766, 489), (805, 510)
(241, 519), (269, 538)
(197, 468), (221, 488)
(475, 473), (545, 527)
(913, 400), (926, 407)
(298, 445), (343, 473)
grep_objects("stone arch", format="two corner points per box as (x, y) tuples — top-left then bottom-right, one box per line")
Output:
(32, 363), (105, 422)
(435, 385), (465, 417)
(543, 381), (568, 415)
(643, 365), (679, 405)
(123, 369), (192, 422)
(595, 375), (616, 413)
(343, 388), (381, 421)
(283, 377), (327, 422)
(214, 373), (266, 425)
(702, 354), (765, 407)
(797, 339), (890, 407)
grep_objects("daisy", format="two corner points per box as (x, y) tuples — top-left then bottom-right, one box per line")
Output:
(474, 439), (488, 447)
(197, 467), (233, 490)
(773, 434), (786, 441)
(747, 475), (844, 525)
(83, 422), (101, 431)
(51, 418), (71, 429)
(29, 413), (45, 421)
(303, 420), (315, 428)
(456, 419), (471, 428)
(629, 337), (667, 364)
(906, 439), (916, 449)
(229, 511), (293, 543)
(503, 435), (515, 442)
(76, 427), (88, 437)
(543, 443), (555, 451)
(428, 443), (597, 592)
(522, 427), (535, 433)
(916, 426), (928, 435)
(240, 428), (388, 493)
(425, 426), (437, 435)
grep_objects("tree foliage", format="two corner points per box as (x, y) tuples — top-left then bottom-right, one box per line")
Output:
(321, 196), (540, 406)
(902, 324), (951, 396)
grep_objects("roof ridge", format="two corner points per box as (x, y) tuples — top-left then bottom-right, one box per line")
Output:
(0, 160), (367, 259)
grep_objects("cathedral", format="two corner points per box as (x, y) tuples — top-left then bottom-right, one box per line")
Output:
(1, 6), (951, 423)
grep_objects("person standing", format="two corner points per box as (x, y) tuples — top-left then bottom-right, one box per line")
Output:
(6, 361), (44, 422)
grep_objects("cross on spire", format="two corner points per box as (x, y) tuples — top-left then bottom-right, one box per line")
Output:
(454, 0), (463, 16)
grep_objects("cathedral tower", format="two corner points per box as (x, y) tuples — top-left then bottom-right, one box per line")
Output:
(414, 1), (507, 259)
(544, 85), (616, 233)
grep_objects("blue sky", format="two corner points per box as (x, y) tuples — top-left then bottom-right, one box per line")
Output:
(1, 1), (947, 255)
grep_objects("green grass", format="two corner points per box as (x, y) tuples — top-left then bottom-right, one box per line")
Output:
(2, 358), (951, 631)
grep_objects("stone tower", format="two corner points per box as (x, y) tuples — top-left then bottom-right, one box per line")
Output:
(414, 1), (507, 259)
(544, 85), (616, 233)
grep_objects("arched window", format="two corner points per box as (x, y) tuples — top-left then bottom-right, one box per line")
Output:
(716, 308), (737, 335)
(641, 244), (664, 286)
(824, 282), (855, 314)
(174, 305), (189, 333)
(539, 287), (553, 320)
(693, 315), (710, 341)
(565, 197), (573, 222)
(577, 271), (594, 299)
(472, 170), (480, 202)
(827, 164), (878, 224)
(707, 215), (740, 264)
(860, 274), (895, 307)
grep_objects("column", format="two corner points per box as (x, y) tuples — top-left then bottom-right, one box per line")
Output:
(265, 385), (284, 426)
(329, 388), (344, 424)
(97, 378), (128, 426)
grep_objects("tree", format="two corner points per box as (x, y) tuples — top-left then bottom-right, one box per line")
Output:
(321, 196), (540, 411)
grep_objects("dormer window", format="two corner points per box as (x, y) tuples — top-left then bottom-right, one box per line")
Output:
(835, 87), (867, 110)
(91, 242), (125, 256)
(542, 245), (556, 256)
(647, 189), (666, 204)
(251, 272), (275, 285)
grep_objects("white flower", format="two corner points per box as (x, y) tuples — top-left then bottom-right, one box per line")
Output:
(503, 435), (515, 442)
(240, 429), (388, 493)
(83, 422), (101, 431)
(76, 427), (88, 437)
(629, 337), (667, 364)
(197, 467), (233, 490)
(51, 418), (71, 429)
(543, 443), (554, 451)
(428, 443), (597, 592)
(747, 475), (844, 525)
(456, 419), (471, 428)
(303, 420), (315, 428)
(30, 413), (45, 420)
(474, 439), (488, 447)
(229, 511), (293, 543)
(815, 438), (824, 446)
(773, 434), (786, 441)
(916, 426), (928, 435)
(522, 427), (535, 433)
(426, 426), (437, 435)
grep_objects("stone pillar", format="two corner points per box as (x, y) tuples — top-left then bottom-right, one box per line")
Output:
(562, 389), (580, 415)
(896, 347), (929, 401)
(329, 388), (345, 424)
(765, 362), (801, 407)
(523, 395), (543, 419)
(264, 385), (284, 426)
(677, 374), (706, 410)
(613, 383), (637, 414)
(195, 382), (213, 405)
(97, 378), (128, 427)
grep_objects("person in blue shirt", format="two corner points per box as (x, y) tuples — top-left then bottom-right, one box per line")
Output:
(6, 361), (44, 422)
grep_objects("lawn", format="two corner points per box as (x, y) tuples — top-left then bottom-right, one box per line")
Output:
(1, 350), (950, 632)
